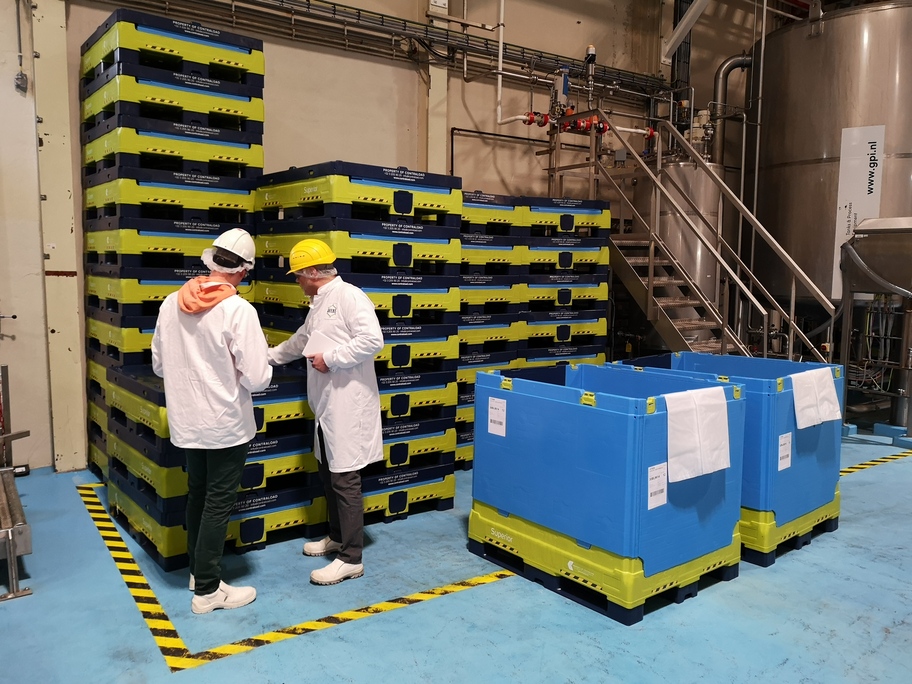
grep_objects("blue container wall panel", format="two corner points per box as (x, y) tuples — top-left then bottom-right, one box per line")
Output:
(472, 370), (745, 577)
(617, 354), (843, 526)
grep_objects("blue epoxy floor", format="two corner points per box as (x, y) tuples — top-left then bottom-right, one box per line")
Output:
(3, 433), (911, 683)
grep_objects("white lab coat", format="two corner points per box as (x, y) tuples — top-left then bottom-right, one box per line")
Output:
(268, 276), (385, 473)
(152, 288), (272, 449)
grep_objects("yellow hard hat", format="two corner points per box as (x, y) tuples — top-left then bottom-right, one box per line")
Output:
(286, 239), (336, 274)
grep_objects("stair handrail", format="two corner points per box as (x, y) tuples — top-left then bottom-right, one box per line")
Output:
(583, 109), (771, 356)
(657, 120), (835, 361)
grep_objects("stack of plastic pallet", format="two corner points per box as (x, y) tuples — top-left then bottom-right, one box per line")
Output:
(516, 197), (611, 370)
(456, 192), (528, 468)
(78, 10), (317, 570)
(469, 364), (746, 625)
(254, 161), (462, 522)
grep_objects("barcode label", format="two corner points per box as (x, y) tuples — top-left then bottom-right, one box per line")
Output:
(778, 432), (792, 471)
(488, 397), (507, 437)
(647, 463), (667, 509)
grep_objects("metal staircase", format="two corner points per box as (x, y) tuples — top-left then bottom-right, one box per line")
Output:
(548, 110), (837, 362)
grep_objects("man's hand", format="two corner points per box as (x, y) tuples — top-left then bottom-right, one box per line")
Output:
(309, 352), (329, 373)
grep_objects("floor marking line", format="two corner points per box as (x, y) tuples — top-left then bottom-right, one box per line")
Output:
(77, 482), (513, 673)
(840, 450), (912, 476)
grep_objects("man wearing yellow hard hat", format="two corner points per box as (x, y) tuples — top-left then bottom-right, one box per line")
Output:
(268, 238), (385, 585)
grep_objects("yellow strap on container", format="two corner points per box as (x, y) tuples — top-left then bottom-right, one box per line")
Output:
(777, 378), (784, 392)
(646, 397), (656, 414)
(733, 386), (742, 399)
(580, 392), (597, 407)
(500, 377), (513, 391)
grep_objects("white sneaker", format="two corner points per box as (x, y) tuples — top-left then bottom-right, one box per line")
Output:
(310, 558), (363, 585)
(189, 574), (195, 591)
(191, 581), (256, 614)
(303, 536), (343, 557)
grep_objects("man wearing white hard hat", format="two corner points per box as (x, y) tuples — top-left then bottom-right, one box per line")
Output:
(152, 228), (273, 614)
(268, 238), (384, 586)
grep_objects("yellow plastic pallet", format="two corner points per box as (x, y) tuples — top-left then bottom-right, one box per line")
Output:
(525, 245), (610, 268)
(519, 281), (609, 305)
(456, 404), (474, 425)
(257, 232), (460, 267)
(468, 500), (740, 611)
(461, 203), (521, 226)
(87, 358), (112, 394)
(460, 283), (526, 306)
(86, 229), (211, 255)
(82, 75), (265, 123)
(81, 22), (265, 78)
(455, 442), (474, 463)
(87, 318), (152, 353)
(739, 488), (841, 554)
(109, 430), (319, 498)
(87, 275), (181, 303)
(517, 318), (608, 340)
(85, 179), (255, 212)
(256, 176), (463, 219)
(457, 359), (522, 385)
(252, 281), (308, 308)
(89, 442), (110, 480)
(88, 399), (109, 431)
(88, 275), (254, 304)
(384, 428), (457, 465)
(376, 335), (460, 364)
(367, 288), (461, 317)
(363, 474), (456, 517)
(459, 323), (525, 346)
(516, 205), (612, 230)
(108, 384), (169, 437)
(461, 244), (526, 267)
(517, 354), (606, 369)
(380, 383), (457, 419)
(108, 432), (187, 499)
(84, 127), (264, 167)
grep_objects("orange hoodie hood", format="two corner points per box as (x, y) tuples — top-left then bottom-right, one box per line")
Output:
(178, 276), (236, 314)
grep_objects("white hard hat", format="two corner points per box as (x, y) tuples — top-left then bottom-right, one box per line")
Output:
(201, 228), (255, 274)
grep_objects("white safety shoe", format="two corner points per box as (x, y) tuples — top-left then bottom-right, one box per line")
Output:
(191, 581), (256, 614)
(303, 536), (343, 557)
(310, 558), (364, 585)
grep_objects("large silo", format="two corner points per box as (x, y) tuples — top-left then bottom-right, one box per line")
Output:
(752, 1), (912, 301)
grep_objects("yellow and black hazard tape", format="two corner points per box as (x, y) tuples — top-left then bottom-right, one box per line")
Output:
(840, 450), (912, 476)
(76, 483), (195, 672)
(77, 482), (512, 672)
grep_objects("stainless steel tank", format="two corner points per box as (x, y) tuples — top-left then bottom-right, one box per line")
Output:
(751, 1), (912, 301)
(632, 160), (724, 343)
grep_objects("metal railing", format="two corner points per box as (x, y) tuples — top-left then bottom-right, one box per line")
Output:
(549, 109), (835, 362)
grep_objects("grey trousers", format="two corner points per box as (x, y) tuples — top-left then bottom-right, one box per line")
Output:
(317, 425), (364, 564)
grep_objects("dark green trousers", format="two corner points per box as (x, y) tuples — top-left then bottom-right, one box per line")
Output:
(184, 442), (249, 596)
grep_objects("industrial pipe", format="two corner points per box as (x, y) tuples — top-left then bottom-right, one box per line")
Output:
(711, 53), (752, 164)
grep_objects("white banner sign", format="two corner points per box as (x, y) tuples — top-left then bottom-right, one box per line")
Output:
(832, 125), (885, 298)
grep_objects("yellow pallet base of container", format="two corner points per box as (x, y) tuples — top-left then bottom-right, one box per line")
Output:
(469, 500), (740, 614)
(384, 428), (457, 465)
(516, 354), (606, 369)
(739, 488), (841, 555)
(363, 475), (456, 518)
